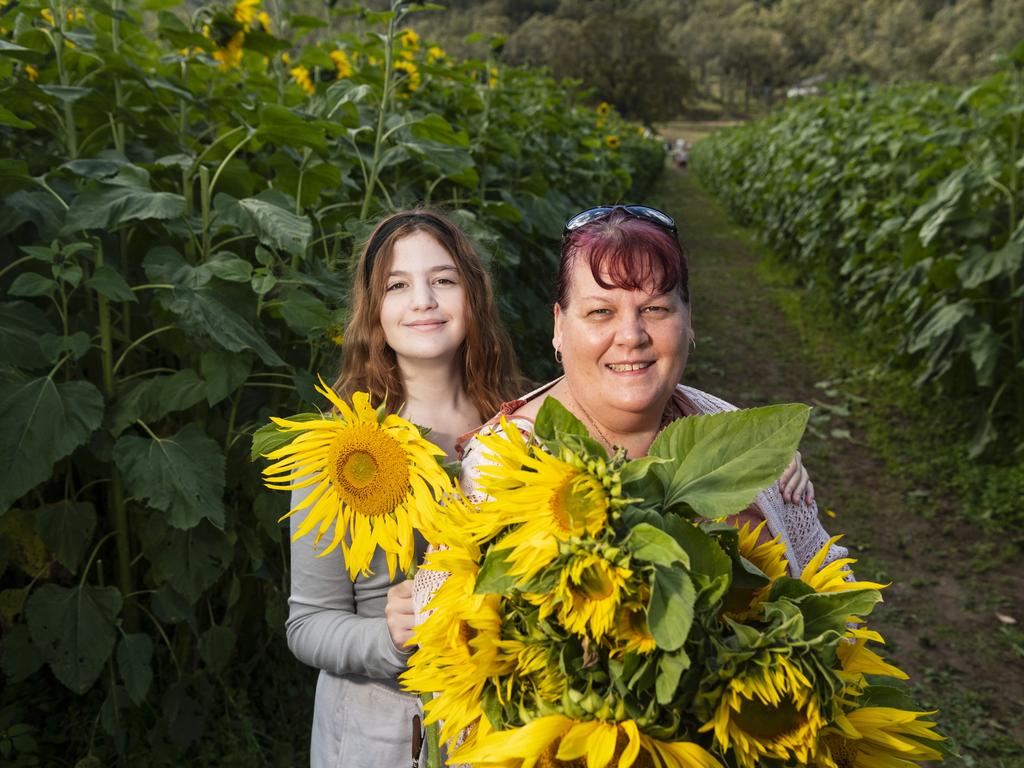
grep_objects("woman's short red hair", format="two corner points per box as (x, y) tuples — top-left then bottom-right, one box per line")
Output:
(556, 208), (688, 307)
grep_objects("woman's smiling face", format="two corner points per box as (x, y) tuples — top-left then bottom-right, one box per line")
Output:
(379, 230), (467, 366)
(554, 254), (690, 427)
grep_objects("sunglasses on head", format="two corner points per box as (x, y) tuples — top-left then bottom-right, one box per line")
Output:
(562, 205), (677, 237)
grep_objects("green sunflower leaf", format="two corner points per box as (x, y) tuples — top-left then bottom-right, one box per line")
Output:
(625, 523), (690, 568)
(250, 413), (320, 461)
(648, 565), (695, 652)
(147, 522), (232, 604)
(0, 374), (105, 512)
(116, 633), (154, 705)
(474, 547), (517, 595)
(798, 588), (882, 640)
(36, 501), (97, 573)
(113, 423), (225, 529)
(26, 583), (122, 694)
(650, 404), (810, 520)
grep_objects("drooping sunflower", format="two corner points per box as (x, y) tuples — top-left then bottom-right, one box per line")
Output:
(470, 419), (620, 581)
(232, 0), (260, 26)
(724, 520), (788, 620)
(289, 64), (315, 95)
(837, 626), (908, 687)
(404, 534), (511, 746)
(816, 705), (944, 768)
(262, 380), (452, 579)
(615, 582), (657, 656)
(329, 49), (353, 79)
(452, 714), (723, 768)
(699, 650), (827, 768)
(526, 546), (632, 642)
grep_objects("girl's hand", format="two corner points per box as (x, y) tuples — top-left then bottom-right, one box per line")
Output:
(385, 579), (415, 649)
(779, 451), (814, 505)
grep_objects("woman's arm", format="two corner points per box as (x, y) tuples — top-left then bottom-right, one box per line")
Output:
(285, 484), (411, 680)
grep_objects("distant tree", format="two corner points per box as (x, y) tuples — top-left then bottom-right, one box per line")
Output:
(506, 12), (691, 122)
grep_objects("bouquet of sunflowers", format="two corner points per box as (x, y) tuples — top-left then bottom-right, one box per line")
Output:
(402, 399), (949, 768)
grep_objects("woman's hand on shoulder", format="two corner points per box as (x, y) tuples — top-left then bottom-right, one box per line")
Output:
(779, 450), (814, 505)
(385, 579), (415, 649)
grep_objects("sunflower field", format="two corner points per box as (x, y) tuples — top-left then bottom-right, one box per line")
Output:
(0, 0), (662, 762)
(691, 47), (1024, 463)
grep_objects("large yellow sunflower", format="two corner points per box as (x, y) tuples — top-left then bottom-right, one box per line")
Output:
(699, 651), (826, 768)
(452, 714), (723, 768)
(816, 705), (944, 767)
(724, 520), (788, 620)
(262, 380), (452, 579)
(526, 547), (632, 642)
(470, 420), (618, 581)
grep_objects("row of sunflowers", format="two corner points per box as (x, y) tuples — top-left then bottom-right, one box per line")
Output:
(0, 0), (661, 762)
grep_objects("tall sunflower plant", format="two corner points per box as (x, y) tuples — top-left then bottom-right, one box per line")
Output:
(403, 398), (952, 768)
(251, 377), (454, 580)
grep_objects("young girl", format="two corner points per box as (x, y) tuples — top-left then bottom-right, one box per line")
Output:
(284, 210), (521, 768)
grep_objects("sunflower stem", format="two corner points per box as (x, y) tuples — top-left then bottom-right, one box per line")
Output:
(96, 240), (137, 630)
(419, 694), (441, 768)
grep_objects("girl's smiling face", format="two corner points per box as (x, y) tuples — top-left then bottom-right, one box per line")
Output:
(379, 231), (468, 366)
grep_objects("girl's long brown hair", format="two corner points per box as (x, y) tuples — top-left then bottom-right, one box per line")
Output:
(333, 209), (522, 420)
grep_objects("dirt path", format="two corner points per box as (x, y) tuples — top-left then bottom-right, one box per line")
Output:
(649, 166), (1024, 767)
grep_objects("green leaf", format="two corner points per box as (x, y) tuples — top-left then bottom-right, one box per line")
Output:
(533, 396), (589, 444)
(648, 565), (695, 652)
(0, 376), (105, 512)
(257, 104), (328, 154)
(665, 516), (732, 605)
(205, 253), (253, 283)
(1, 624), (44, 683)
(655, 650), (691, 704)
(113, 423), (226, 529)
(62, 165), (186, 233)
(116, 633), (153, 705)
(26, 583), (122, 694)
(0, 301), (56, 369)
(650, 404), (810, 519)
(9, 272), (57, 298)
(237, 198), (313, 258)
(201, 350), (252, 406)
(474, 547), (517, 594)
(199, 625), (236, 673)
(798, 588), (882, 640)
(278, 288), (333, 337)
(107, 370), (208, 436)
(409, 113), (470, 148)
(148, 522), (232, 603)
(87, 265), (137, 302)
(37, 501), (96, 573)
(0, 105), (34, 130)
(250, 413), (318, 460)
(625, 523), (690, 568)
(39, 331), (91, 363)
(957, 241), (1023, 289)
(0, 40), (46, 64)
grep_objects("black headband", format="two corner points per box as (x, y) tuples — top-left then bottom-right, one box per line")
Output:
(363, 213), (435, 287)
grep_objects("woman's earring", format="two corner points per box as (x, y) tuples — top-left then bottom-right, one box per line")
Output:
(554, 348), (563, 364)
(689, 337), (697, 351)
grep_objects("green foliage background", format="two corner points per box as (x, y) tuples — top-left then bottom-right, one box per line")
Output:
(0, 0), (663, 763)
(691, 47), (1024, 464)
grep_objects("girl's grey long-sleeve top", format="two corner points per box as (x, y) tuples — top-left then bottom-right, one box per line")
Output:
(285, 484), (427, 687)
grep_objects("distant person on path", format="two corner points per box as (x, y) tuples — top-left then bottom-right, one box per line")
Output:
(285, 209), (521, 768)
(672, 137), (689, 168)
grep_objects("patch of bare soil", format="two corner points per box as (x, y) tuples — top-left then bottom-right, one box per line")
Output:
(652, 164), (1024, 765)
